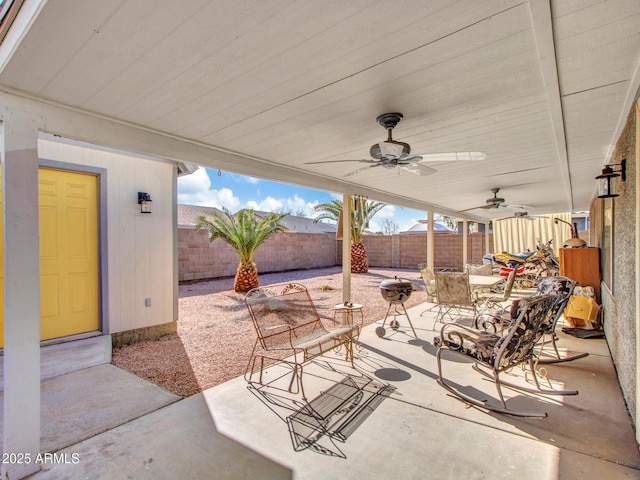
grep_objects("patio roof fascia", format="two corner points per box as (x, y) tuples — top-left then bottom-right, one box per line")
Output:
(0, 88), (487, 223)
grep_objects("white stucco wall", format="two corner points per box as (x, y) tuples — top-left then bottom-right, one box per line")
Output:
(38, 137), (176, 335)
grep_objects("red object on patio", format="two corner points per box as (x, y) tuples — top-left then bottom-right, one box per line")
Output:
(499, 265), (525, 278)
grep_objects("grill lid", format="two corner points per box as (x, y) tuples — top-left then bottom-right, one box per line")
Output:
(379, 276), (413, 304)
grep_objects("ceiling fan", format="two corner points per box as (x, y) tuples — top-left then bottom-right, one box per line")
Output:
(503, 211), (549, 221)
(459, 188), (527, 212)
(304, 112), (487, 177)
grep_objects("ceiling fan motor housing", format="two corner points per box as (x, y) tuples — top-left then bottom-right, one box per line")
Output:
(486, 188), (505, 206)
(371, 112), (411, 160)
(486, 196), (505, 206)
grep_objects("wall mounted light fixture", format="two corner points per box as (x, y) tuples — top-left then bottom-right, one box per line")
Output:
(595, 159), (626, 199)
(138, 192), (152, 213)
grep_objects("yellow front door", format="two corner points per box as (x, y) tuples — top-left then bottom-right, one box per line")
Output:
(0, 168), (100, 347)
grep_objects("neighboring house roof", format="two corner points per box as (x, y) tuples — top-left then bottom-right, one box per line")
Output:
(178, 204), (225, 227)
(400, 222), (455, 234)
(253, 211), (337, 234)
(178, 205), (337, 233)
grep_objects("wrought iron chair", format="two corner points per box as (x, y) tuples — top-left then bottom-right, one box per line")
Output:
(433, 271), (479, 326)
(244, 282), (360, 400)
(465, 263), (493, 276)
(434, 294), (578, 418)
(474, 268), (518, 332)
(418, 264), (438, 315)
(533, 276), (586, 363)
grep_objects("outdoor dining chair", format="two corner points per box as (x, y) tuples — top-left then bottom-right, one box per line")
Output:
(474, 268), (517, 332)
(418, 263), (438, 316)
(433, 271), (479, 326)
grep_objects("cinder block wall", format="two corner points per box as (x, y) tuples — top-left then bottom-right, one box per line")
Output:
(179, 229), (494, 282)
(178, 228), (337, 282)
(338, 233), (490, 270)
(253, 232), (338, 273)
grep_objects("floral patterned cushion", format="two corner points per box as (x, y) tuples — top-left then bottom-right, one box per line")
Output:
(433, 327), (501, 364)
(534, 276), (576, 331)
(535, 276), (574, 297)
(434, 295), (557, 369)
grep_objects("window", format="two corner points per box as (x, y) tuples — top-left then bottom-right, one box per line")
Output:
(601, 198), (614, 292)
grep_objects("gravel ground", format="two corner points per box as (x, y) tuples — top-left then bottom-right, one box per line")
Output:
(112, 266), (428, 397)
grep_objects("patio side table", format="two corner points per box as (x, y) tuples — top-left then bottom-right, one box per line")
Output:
(331, 302), (364, 327)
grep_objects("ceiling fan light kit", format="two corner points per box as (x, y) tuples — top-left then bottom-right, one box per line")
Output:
(370, 141), (410, 161)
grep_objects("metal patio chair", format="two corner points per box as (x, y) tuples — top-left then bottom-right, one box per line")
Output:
(244, 282), (360, 401)
(434, 294), (578, 418)
(533, 276), (586, 363)
(418, 264), (438, 316)
(433, 271), (480, 326)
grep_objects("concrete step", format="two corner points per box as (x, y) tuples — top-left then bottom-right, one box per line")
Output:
(0, 334), (112, 389)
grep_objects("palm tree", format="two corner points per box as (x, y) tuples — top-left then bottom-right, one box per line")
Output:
(196, 208), (288, 292)
(314, 198), (386, 273)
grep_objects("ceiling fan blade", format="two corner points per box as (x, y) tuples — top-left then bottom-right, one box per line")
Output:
(414, 151), (488, 162)
(304, 159), (374, 165)
(401, 162), (437, 176)
(458, 204), (496, 213)
(343, 163), (382, 177)
(502, 204), (528, 210)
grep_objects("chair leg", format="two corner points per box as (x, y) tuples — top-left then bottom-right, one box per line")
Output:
(436, 348), (547, 418)
(473, 361), (578, 396)
(244, 339), (260, 383)
(493, 371), (508, 409)
(420, 300), (439, 316)
(526, 357), (578, 395)
(537, 334), (590, 364)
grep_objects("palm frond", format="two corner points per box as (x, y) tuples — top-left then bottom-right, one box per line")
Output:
(196, 208), (288, 265)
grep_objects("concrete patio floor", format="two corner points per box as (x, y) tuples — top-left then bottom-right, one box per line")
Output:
(26, 301), (640, 480)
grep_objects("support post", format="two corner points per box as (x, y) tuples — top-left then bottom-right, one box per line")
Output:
(427, 211), (435, 270)
(342, 194), (351, 306)
(462, 219), (469, 268)
(1, 113), (41, 480)
(485, 222), (491, 255)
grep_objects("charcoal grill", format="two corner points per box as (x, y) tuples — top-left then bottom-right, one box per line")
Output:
(376, 277), (417, 338)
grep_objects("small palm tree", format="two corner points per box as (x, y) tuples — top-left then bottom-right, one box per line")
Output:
(314, 198), (386, 273)
(196, 208), (288, 292)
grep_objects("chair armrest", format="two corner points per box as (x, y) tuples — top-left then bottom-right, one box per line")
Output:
(433, 322), (501, 363)
(438, 322), (483, 338)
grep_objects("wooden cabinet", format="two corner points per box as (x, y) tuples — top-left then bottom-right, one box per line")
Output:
(559, 247), (601, 303)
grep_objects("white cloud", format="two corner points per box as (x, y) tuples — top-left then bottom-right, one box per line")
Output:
(286, 195), (319, 215)
(245, 194), (319, 215)
(368, 204), (396, 232)
(177, 168), (241, 210)
(246, 196), (283, 212)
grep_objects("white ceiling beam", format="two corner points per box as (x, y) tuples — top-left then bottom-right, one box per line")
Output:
(606, 48), (640, 162)
(0, 0), (49, 73)
(0, 88), (484, 222)
(527, 0), (573, 211)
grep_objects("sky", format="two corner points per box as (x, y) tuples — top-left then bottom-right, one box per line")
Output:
(177, 167), (430, 233)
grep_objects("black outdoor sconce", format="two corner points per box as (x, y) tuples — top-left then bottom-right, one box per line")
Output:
(138, 192), (152, 213)
(595, 159), (626, 199)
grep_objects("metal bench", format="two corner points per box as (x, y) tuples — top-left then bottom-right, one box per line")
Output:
(245, 282), (360, 400)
